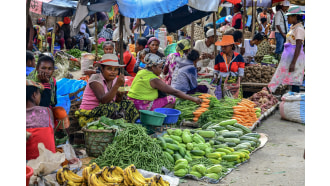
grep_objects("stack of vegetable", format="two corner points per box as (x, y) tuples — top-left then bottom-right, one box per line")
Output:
(198, 97), (241, 127)
(261, 55), (278, 65)
(86, 117), (129, 130)
(248, 87), (279, 114)
(157, 120), (262, 180)
(232, 99), (258, 128)
(192, 94), (211, 122)
(242, 65), (276, 83)
(66, 48), (82, 58)
(92, 124), (174, 173)
(91, 42), (105, 57)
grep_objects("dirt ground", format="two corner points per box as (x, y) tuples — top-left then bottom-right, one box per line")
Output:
(181, 111), (305, 186)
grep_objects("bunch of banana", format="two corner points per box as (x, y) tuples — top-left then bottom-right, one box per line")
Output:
(102, 166), (124, 184)
(88, 172), (120, 186)
(144, 175), (170, 186)
(56, 166), (84, 186)
(82, 162), (101, 183)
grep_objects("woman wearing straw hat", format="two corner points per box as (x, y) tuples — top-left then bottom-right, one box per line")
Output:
(127, 53), (202, 111)
(75, 54), (140, 127)
(213, 35), (245, 98)
(268, 6), (305, 93)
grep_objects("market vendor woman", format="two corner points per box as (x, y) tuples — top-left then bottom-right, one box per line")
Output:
(213, 35), (245, 98)
(127, 53), (202, 111)
(27, 55), (57, 108)
(75, 54), (139, 127)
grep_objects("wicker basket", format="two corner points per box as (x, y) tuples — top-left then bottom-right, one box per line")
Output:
(68, 86), (86, 134)
(82, 127), (117, 157)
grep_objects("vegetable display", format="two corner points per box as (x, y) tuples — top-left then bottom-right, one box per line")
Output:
(242, 65), (276, 83)
(92, 124), (174, 173)
(66, 48), (82, 58)
(158, 122), (261, 180)
(248, 87), (279, 114)
(261, 55), (278, 64)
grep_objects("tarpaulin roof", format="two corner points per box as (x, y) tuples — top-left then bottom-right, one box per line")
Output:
(29, 0), (78, 17)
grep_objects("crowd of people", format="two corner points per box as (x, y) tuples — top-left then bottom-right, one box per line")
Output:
(26, 1), (305, 160)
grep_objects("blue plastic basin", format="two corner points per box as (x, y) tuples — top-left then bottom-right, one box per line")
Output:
(154, 108), (181, 124)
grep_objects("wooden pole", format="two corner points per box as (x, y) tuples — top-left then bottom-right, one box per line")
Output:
(213, 12), (217, 56)
(190, 22), (194, 48)
(94, 14), (98, 60)
(242, 0), (247, 47)
(44, 16), (49, 51)
(139, 19), (142, 38)
(251, 0), (256, 39)
(26, 0), (31, 28)
(51, 17), (57, 54)
(119, 14), (124, 74)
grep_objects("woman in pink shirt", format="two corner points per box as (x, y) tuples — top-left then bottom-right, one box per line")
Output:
(75, 54), (139, 127)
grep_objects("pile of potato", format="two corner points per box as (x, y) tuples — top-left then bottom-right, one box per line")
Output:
(242, 65), (276, 83)
(186, 23), (205, 41)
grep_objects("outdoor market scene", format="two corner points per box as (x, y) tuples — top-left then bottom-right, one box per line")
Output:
(25, 0), (305, 185)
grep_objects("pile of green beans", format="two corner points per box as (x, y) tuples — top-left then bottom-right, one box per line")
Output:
(91, 124), (174, 173)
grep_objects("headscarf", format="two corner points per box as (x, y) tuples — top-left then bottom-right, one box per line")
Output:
(146, 37), (160, 48)
(144, 53), (165, 67)
(27, 70), (56, 107)
(26, 79), (44, 90)
(57, 21), (64, 27)
(37, 18), (45, 25)
(63, 17), (71, 25)
(175, 39), (191, 56)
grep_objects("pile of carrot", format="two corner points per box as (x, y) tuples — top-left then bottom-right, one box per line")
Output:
(192, 94), (212, 122)
(232, 99), (259, 127)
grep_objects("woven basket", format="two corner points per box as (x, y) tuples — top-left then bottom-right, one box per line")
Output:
(82, 127), (116, 157)
(68, 86), (86, 133)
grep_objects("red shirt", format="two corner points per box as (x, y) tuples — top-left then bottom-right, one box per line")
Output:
(123, 51), (136, 77)
(231, 13), (243, 29)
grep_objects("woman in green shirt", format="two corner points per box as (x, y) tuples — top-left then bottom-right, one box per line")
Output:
(128, 53), (202, 111)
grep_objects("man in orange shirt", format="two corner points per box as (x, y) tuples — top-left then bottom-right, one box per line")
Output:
(258, 8), (271, 25)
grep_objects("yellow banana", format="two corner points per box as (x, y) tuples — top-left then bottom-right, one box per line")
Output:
(131, 166), (146, 185)
(83, 166), (92, 183)
(63, 168), (83, 183)
(67, 169), (84, 183)
(64, 180), (77, 186)
(56, 168), (66, 185)
(123, 167), (133, 186)
(105, 166), (124, 183)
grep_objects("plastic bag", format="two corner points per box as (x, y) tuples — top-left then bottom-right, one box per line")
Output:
(138, 168), (180, 186)
(80, 53), (95, 74)
(223, 75), (240, 99)
(27, 143), (66, 185)
(279, 92), (305, 124)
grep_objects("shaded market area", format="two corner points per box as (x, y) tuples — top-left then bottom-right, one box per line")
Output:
(26, 0), (305, 185)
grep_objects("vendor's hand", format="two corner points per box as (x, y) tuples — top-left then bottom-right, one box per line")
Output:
(38, 71), (50, 83)
(240, 47), (245, 56)
(115, 74), (125, 87)
(194, 97), (203, 105)
(289, 63), (296, 72)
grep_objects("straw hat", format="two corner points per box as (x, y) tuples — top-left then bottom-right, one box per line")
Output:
(286, 6), (305, 16)
(215, 35), (237, 46)
(100, 54), (126, 67)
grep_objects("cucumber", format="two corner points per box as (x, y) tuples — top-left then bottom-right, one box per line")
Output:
(223, 138), (240, 144)
(237, 149), (250, 155)
(240, 142), (252, 148)
(224, 147), (235, 152)
(170, 135), (182, 143)
(222, 155), (240, 161)
(178, 147), (186, 157)
(239, 136), (259, 143)
(173, 153), (183, 162)
(225, 142), (237, 147)
(214, 140), (223, 145)
(164, 152), (174, 163)
(163, 137), (175, 144)
(233, 123), (252, 134)
(202, 122), (215, 129)
(157, 136), (167, 150)
(215, 148), (231, 154)
(219, 119), (237, 126)
(230, 152), (246, 158)
(222, 132), (239, 138)
(225, 125), (243, 132)
(231, 131), (244, 137)
(216, 136), (225, 141)
(190, 150), (205, 156)
(239, 140), (257, 147)
(213, 144), (228, 149)
(244, 133), (261, 139)
(166, 143), (180, 151)
(198, 130), (216, 138)
(165, 148), (174, 155)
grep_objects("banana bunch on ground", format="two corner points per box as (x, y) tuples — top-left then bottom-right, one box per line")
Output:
(123, 164), (170, 186)
(56, 166), (84, 186)
(88, 166), (124, 185)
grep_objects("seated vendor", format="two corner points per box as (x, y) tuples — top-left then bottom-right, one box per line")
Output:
(171, 49), (200, 93)
(26, 80), (56, 161)
(27, 55), (57, 108)
(243, 33), (264, 63)
(213, 35), (245, 98)
(127, 53), (202, 111)
(75, 54), (139, 127)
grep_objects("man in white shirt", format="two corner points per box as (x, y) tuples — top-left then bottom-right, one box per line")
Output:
(274, 1), (290, 54)
(194, 29), (220, 68)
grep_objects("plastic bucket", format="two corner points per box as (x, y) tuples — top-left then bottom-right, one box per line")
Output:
(154, 108), (181, 124)
(26, 166), (33, 186)
(139, 110), (166, 126)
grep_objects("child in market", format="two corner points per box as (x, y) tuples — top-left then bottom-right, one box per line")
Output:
(26, 50), (36, 76)
(102, 41), (115, 54)
(138, 49), (147, 71)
